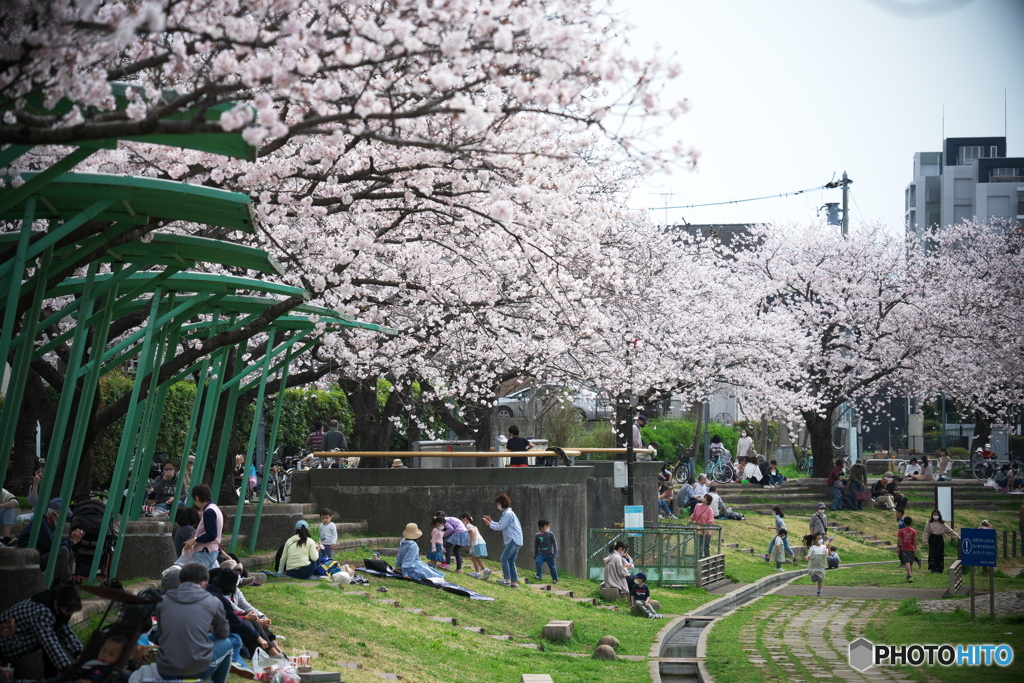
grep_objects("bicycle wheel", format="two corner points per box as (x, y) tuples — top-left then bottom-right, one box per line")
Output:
(972, 461), (993, 481)
(673, 462), (689, 484)
(711, 463), (732, 484)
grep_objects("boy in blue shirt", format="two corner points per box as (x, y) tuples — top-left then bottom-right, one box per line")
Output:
(533, 519), (558, 584)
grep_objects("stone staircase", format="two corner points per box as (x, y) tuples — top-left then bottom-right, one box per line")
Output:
(713, 478), (1021, 515)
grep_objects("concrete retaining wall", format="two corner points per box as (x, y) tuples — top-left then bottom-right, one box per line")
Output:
(585, 461), (661, 528)
(294, 466), (597, 577)
(0, 548), (45, 613)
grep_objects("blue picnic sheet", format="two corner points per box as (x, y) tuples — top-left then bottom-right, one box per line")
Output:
(356, 566), (496, 601)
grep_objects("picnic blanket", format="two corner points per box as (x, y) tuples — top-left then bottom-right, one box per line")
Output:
(357, 567), (496, 601)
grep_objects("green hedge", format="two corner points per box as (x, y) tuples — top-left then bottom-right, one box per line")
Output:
(640, 419), (739, 460)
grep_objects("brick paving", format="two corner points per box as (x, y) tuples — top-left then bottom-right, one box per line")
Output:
(735, 598), (943, 683)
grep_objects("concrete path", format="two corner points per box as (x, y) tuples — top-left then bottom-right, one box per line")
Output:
(774, 585), (947, 599)
(738, 598), (942, 683)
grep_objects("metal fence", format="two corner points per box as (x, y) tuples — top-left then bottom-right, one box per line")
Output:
(587, 525), (723, 586)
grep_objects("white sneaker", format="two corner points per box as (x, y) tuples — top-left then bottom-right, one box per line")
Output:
(482, 568), (492, 580)
(467, 572), (480, 579)
(497, 579), (512, 587)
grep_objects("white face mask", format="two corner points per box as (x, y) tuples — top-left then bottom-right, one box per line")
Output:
(741, 432), (747, 437)
(933, 515), (939, 520)
(815, 539), (823, 545)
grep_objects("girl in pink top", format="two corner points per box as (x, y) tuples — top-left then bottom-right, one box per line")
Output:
(426, 516), (445, 568)
(689, 494), (716, 557)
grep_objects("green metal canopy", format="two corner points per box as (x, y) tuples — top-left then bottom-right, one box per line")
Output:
(0, 172), (256, 233)
(2, 82), (258, 161)
(47, 271), (308, 300)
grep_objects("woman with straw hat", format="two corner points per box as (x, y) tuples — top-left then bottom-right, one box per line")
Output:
(395, 522), (444, 582)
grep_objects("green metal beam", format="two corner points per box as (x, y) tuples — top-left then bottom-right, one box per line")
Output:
(29, 262), (99, 554)
(0, 145), (31, 168)
(0, 197), (37, 490)
(250, 342), (297, 554)
(229, 329), (276, 553)
(43, 276), (118, 585)
(0, 146), (94, 215)
(91, 288), (165, 582)
(209, 343), (246, 497)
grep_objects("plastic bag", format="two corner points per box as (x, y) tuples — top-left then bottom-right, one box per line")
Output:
(251, 649), (299, 683)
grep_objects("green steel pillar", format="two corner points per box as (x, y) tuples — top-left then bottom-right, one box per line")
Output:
(90, 288), (165, 582)
(250, 347), (293, 555)
(229, 330), (276, 553)
(42, 277), (118, 586)
(188, 315), (237, 502)
(28, 262), (98, 553)
(0, 197), (37, 490)
(210, 344), (246, 497)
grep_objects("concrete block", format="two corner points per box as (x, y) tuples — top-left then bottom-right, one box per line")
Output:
(517, 643), (541, 650)
(298, 672), (341, 683)
(401, 608), (423, 614)
(521, 676), (553, 683)
(599, 586), (626, 602)
(542, 620), (574, 642)
(344, 591), (369, 597)
(461, 626), (485, 634)
(429, 616), (458, 625)
(549, 589), (574, 598)
(0, 548), (45, 613)
(115, 521), (177, 582)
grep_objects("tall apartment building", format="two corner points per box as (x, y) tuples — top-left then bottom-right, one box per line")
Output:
(904, 136), (1024, 246)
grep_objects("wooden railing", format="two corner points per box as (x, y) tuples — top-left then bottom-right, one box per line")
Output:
(698, 554), (726, 587)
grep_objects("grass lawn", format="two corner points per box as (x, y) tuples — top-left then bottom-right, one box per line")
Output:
(863, 599), (1024, 683)
(704, 594), (1024, 683)
(70, 543), (718, 683)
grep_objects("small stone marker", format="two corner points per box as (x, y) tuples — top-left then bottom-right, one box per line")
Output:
(549, 589), (575, 598)
(344, 591), (369, 597)
(400, 608), (423, 614)
(542, 620), (574, 642)
(596, 635), (620, 649)
(599, 586), (624, 602)
(298, 672), (341, 683)
(429, 616), (458, 625)
(593, 644), (616, 660)
(461, 626), (486, 634)
(571, 597), (596, 605)
(521, 676), (553, 683)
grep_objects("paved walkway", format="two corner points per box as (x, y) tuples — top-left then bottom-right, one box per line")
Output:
(774, 585), (947, 599)
(738, 598), (942, 683)
(918, 590), (1024, 617)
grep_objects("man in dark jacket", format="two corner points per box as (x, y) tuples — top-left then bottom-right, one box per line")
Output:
(0, 586), (83, 677)
(149, 462), (179, 515)
(18, 498), (84, 586)
(153, 563), (233, 683)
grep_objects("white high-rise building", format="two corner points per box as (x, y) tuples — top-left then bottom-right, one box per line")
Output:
(905, 136), (1024, 248)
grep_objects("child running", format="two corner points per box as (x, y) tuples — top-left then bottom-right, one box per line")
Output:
(426, 516), (445, 568)
(805, 533), (828, 597)
(318, 508), (336, 560)
(461, 512), (490, 579)
(897, 515), (918, 582)
(533, 519), (559, 584)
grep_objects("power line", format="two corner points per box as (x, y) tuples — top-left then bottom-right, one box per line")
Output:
(645, 184), (829, 211)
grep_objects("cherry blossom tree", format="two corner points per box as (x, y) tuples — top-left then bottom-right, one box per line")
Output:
(728, 221), (935, 477)
(2, 1), (696, 474)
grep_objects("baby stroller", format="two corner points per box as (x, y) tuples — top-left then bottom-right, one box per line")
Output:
(70, 494), (118, 581)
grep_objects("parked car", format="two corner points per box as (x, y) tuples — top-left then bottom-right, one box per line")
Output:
(495, 385), (612, 421)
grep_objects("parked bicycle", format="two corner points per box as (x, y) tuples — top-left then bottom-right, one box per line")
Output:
(972, 447), (1024, 482)
(671, 444), (695, 484)
(708, 445), (735, 484)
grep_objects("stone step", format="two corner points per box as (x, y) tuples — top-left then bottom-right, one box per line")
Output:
(725, 543), (740, 548)
(401, 608), (424, 615)
(461, 626), (486, 634)
(517, 643), (542, 650)
(571, 597), (598, 605)
(488, 635), (514, 641)
(549, 589), (575, 598)
(738, 548), (755, 554)
(429, 616), (458, 626)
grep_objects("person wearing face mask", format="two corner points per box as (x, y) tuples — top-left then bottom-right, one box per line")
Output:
(0, 585), (83, 677)
(736, 429), (754, 461)
(809, 503), (828, 538)
(922, 509), (959, 574)
(804, 533), (829, 597)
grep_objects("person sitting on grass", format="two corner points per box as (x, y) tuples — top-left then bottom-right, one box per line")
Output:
(767, 460), (785, 488)
(277, 520), (319, 579)
(629, 572), (662, 619)
(826, 545), (840, 570)
(395, 522), (444, 582)
(675, 478), (698, 514)
(658, 484), (677, 519)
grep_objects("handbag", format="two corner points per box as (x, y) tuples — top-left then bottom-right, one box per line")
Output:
(854, 491), (871, 500)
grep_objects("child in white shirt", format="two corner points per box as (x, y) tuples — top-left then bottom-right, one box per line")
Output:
(318, 508), (337, 560)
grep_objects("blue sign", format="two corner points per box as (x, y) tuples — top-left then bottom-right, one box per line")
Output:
(624, 505), (644, 530)
(960, 528), (997, 568)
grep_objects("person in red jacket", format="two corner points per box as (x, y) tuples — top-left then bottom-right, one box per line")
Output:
(896, 516), (918, 583)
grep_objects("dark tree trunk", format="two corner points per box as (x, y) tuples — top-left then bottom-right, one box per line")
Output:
(970, 410), (992, 452)
(613, 398), (631, 453)
(10, 399), (41, 495)
(804, 409), (836, 478)
(691, 401), (704, 457)
(341, 378), (404, 466)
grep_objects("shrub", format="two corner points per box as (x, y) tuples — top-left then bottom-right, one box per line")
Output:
(947, 446), (969, 457)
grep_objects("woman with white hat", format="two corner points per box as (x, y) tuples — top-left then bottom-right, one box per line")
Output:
(395, 522), (444, 582)
(277, 519), (319, 579)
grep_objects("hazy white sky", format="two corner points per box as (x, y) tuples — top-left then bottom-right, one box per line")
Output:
(617, 0), (1024, 231)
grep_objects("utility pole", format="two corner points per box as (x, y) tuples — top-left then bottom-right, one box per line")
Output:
(841, 170), (852, 237)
